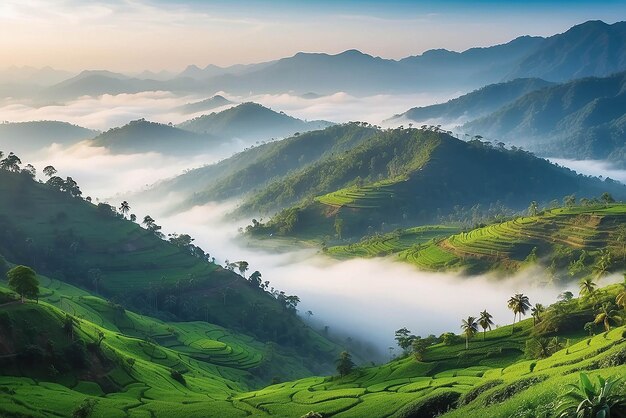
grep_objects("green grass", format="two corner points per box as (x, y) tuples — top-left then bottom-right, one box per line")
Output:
(1, 276), (625, 417)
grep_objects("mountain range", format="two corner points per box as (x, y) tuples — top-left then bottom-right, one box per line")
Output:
(11, 20), (626, 100)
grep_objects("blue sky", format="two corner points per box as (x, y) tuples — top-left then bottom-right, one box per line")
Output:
(0, 0), (624, 71)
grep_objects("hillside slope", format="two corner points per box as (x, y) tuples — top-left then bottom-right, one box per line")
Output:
(387, 78), (554, 126)
(90, 119), (217, 155)
(463, 71), (626, 164)
(0, 121), (98, 155)
(2, 274), (624, 417)
(177, 102), (333, 142)
(243, 129), (626, 239)
(0, 167), (337, 368)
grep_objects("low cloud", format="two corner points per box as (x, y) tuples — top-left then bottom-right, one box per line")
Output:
(550, 158), (626, 185)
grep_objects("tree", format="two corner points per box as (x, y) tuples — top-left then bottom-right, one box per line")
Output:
(119, 201), (130, 218)
(142, 215), (155, 228)
(594, 302), (622, 332)
(63, 314), (78, 341)
(334, 217), (344, 239)
(507, 293), (531, 332)
(129, 214), (137, 222)
(528, 201), (539, 216)
(616, 275), (626, 310)
(6, 265), (39, 303)
(559, 291), (574, 302)
(22, 164), (36, 178)
(335, 351), (354, 377)
(531, 304), (545, 326)
(0, 152), (21, 172)
(555, 373), (626, 417)
(478, 310), (494, 341)
(72, 399), (98, 418)
(579, 278), (597, 299)
(563, 194), (576, 207)
(593, 250), (612, 280)
(394, 328), (414, 352)
(461, 316), (478, 349)
(43, 165), (57, 177)
(600, 192), (615, 206)
(411, 337), (428, 361)
(237, 261), (249, 278)
(249, 271), (262, 288)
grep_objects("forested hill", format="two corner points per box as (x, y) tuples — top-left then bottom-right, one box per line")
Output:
(388, 78), (554, 125)
(0, 163), (339, 371)
(139, 123), (378, 210)
(243, 128), (626, 239)
(462, 71), (626, 165)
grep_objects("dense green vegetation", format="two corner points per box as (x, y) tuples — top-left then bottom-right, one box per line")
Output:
(1, 259), (625, 417)
(0, 156), (341, 377)
(141, 123), (378, 210)
(463, 70), (626, 165)
(246, 128), (626, 240)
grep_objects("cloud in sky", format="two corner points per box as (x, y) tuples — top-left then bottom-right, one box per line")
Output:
(0, 0), (623, 71)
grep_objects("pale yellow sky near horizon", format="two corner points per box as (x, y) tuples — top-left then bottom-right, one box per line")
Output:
(0, 0), (623, 72)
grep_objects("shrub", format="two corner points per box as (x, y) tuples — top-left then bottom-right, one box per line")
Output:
(395, 391), (461, 418)
(170, 368), (186, 386)
(485, 376), (547, 406)
(72, 399), (98, 418)
(458, 380), (503, 406)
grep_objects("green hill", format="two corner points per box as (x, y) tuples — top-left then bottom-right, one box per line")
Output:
(176, 95), (234, 114)
(140, 123), (378, 211)
(387, 78), (554, 125)
(177, 102), (333, 142)
(0, 166), (339, 373)
(327, 204), (626, 278)
(90, 119), (217, 155)
(244, 128), (626, 240)
(2, 264), (625, 417)
(463, 71), (626, 165)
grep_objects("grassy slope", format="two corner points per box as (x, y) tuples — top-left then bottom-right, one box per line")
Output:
(0, 170), (340, 376)
(2, 279), (624, 418)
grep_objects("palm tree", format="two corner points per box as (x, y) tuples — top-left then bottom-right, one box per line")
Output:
(555, 373), (626, 417)
(616, 277), (626, 310)
(119, 201), (131, 218)
(507, 293), (531, 332)
(478, 310), (494, 341)
(593, 250), (612, 280)
(579, 278), (597, 299)
(531, 304), (545, 326)
(594, 302), (622, 332)
(461, 316), (478, 349)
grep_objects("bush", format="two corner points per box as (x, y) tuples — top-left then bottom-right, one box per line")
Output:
(458, 380), (503, 406)
(485, 376), (547, 406)
(395, 391), (461, 418)
(170, 368), (186, 386)
(72, 399), (98, 418)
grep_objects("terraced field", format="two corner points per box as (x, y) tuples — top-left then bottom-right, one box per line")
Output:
(317, 182), (400, 209)
(398, 205), (626, 274)
(327, 225), (460, 259)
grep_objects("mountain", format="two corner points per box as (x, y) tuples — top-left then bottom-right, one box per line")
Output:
(507, 20), (626, 81)
(177, 102), (333, 142)
(202, 39), (542, 95)
(90, 119), (217, 155)
(0, 66), (74, 86)
(242, 128), (626, 239)
(177, 61), (274, 80)
(387, 78), (555, 126)
(176, 94), (235, 114)
(142, 123), (378, 210)
(462, 71), (626, 164)
(0, 121), (98, 155)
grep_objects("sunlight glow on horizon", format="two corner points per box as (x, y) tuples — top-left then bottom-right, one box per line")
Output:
(0, 0), (624, 72)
